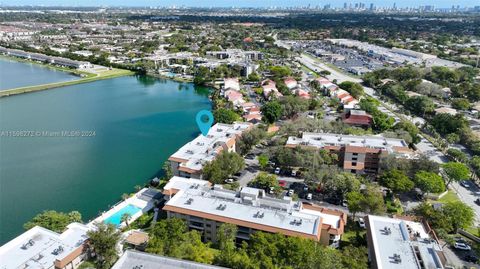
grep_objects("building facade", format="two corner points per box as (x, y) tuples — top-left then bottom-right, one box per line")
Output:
(0, 223), (90, 269)
(286, 132), (412, 174)
(162, 176), (346, 248)
(168, 122), (251, 178)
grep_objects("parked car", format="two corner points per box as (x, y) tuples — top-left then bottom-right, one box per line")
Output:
(460, 181), (471, 188)
(291, 170), (297, 177)
(453, 242), (471, 251)
(306, 193), (313, 200)
(358, 217), (366, 228)
(278, 180), (287, 187)
(475, 198), (480, 206)
(224, 178), (234, 183)
(288, 189), (294, 196)
(274, 167), (281, 174)
(465, 255), (479, 263)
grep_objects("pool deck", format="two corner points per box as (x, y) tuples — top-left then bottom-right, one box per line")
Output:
(88, 188), (156, 229)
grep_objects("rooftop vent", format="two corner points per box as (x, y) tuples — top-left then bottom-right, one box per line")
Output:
(186, 150), (194, 154)
(217, 128), (223, 132)
(196, 142), (204, 146)
(51, 246), (64, 255)
(254, 211), (265, 218)
(382, 226), (392, 235)
(216, 204), (227, 210)
(185, 198), (194, 205)
(391, 254), (402, 264)
(21, 239), (35, 250)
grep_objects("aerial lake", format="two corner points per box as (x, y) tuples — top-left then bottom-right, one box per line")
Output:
(0, 64), (211, 244)
(0, 57), (78, 90)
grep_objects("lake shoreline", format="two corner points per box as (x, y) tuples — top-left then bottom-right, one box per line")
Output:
(0, 55), (135, 98)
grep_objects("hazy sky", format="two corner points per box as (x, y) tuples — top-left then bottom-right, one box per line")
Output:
(0, 0), (477, 8)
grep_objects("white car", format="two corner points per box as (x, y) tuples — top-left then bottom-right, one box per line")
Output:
(460, 181), (470, 188)
(306, 193), (313, 200)
(288, 189), (294, 196)
(454, 242), (471, 251)
(224, 178), (234, 183)
(358, 217), (366, 228)
(274, 167), (281, 174)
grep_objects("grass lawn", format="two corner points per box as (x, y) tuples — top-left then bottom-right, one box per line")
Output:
(438, 190), (461, 203)
(464, 226), (480, 237)
(0, 67), (134, 97)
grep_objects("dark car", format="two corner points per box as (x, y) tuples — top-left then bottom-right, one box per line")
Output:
(475, 198), (480, 206)
(465, 255), (478, 263)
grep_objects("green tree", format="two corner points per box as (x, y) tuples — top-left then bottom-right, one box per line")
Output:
(247, 72), (260, 82)
(346, 191), (364, 220)
(214, 108), (240, 124)
(24, 210), (82, 232)
(147, 218), (215, 264)
(442, 201), (475, 233)
(414, 171), (445, 193)
(405, 96), (435, 117)
(247, 172), (281, 193)
(203, 151), (245, 184)
(339, 81), (364, 99)
(257, 154), (269, 170)
(323, 172), (361, 201)
(379, 169), (414, 193)
(415, 201), (474, 233)
(236, 126), (267, 155)
(442, 162), (470, 187)
(430, 113), (468, 136)
(451, 98), (472, 110)
(87, 223), (121, 269)
(280, 95), (309, 118)
(261, 101), (283, 124)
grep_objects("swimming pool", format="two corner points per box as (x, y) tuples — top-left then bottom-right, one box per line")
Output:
(103, 204), (142, 227)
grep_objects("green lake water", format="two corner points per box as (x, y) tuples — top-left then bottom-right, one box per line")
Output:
(0, 57), (77, 90)
(0, 67), (211, 244)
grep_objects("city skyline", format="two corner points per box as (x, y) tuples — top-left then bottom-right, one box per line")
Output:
(0, 0), (476, 8)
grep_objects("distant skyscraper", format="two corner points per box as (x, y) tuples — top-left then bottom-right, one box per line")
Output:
(393, 2), (397, 9)
(344, 2), (348, 9)
(370, 3), (374, 10)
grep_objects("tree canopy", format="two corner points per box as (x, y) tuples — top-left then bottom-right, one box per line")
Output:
(413, 171), (445, 193)
(23, 210), (82, 232)
(379, 169), (414, 193)
(203, 151), (245, 184)
(261, 101), (283, 124)
(442, 162), (470, 187)
(339, 81), (364, 99)
(87, 222), (121, 269)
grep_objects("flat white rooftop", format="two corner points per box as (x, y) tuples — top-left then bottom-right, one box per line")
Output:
(286, 132), (408, 151)
(169, 122), (251, 172)
(164, 177), (343, 237)
(0, 223), (89, 269)
(112, 250), (227, 269)
(367, 215), (445, 269)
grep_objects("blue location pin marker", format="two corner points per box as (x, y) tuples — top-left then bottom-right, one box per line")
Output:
(196, 110), (214, 136)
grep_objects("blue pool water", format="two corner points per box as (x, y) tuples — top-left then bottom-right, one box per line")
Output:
(104, 204), (142, 226)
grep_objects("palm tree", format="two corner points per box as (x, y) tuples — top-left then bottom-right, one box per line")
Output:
(121, 213), (131, 228)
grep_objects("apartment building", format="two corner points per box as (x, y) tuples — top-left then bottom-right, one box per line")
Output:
(162, 176), (346, 248)
(365, 215), (447, 269)
(286, 132), (412, 174)
(0, 223), (90, 269)
(168, 122), (252, 178)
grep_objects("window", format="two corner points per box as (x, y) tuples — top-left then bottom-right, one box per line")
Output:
(352, 153), (358, 156)
(352, 162), (357, 166)
(351, 157), (358, 161)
